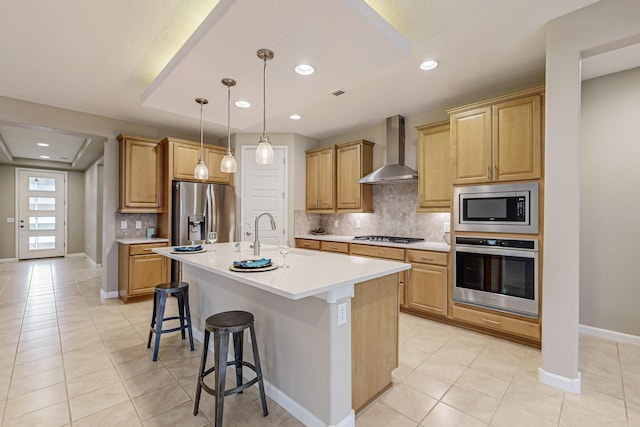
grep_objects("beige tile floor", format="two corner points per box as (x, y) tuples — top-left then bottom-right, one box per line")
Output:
(0, 257), (638, 426)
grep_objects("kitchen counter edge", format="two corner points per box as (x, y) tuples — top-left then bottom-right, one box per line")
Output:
(116, 238), (170, 245)
(294, 234), (450, 252)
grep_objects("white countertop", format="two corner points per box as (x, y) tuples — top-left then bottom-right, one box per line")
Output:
(116, 237), (170, 244)
(154, 242), (410, 302)
(295, 234), (450, 252)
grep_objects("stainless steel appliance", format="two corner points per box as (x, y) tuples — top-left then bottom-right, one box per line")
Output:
(353, 235), (425, 244)
(171, 181), (235, 280)
(453, 182), (539, 234)
(454, 236), (538, 318)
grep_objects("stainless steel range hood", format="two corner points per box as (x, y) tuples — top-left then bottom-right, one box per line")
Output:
(358, 115), (418, 184)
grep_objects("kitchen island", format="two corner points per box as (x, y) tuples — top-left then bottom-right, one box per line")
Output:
(154, 242), (411, 427)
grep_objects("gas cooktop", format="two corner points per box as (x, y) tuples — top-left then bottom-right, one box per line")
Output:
(353, 235), (425, 244)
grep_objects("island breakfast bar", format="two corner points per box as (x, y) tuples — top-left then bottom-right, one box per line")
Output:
(154, 242), (411, 427)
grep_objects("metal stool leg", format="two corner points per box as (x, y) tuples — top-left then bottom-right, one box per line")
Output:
(177, 291), (186, 339)
(147, 291), (158, 348)
(250, 322), (269, 416)
(183, 287), (195, 351)
(214, 331), (229, 427)
(152, 292), (167, 362)
(233, 331), (244, 393)
(193, 329), (210, 416)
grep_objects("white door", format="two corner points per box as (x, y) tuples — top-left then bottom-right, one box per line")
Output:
(241, 146), (287, 245)
(17, 169), (67, 259)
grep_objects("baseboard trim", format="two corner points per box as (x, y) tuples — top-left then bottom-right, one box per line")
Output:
(538, 368), (581, 394)
(193, 327), (354, 427)
(0, 258), (17, 263)
(579, 324), (640, 346)
(66, 253), (86, 258)
(100, 289), (119, 299)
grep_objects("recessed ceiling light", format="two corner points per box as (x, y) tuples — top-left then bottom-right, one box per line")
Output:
(289, 114), (301, 120)
(419, 60), (439, 71)
(39, 155), (50, 159)
(294, 64), (315, 76)
(235, 100), (250, 108)
(37, 142), (50, 147)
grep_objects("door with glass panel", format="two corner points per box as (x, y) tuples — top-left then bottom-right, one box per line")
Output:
(17, 169), (67, 259)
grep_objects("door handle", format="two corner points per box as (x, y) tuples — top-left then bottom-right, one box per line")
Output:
(486, 165), (491, 180)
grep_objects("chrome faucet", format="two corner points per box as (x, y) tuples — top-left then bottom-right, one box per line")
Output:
(253, 213), (276, 256)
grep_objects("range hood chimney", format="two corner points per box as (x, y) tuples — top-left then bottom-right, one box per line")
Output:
(358, 115), (418, 184)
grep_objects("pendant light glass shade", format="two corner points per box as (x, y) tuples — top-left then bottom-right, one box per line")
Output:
(194, 98), (209, 180)
(256, 49), (274, 165)
(220, 78), (237, 173)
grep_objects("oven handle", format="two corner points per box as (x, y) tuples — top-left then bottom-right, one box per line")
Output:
(454, 245), (537, 258)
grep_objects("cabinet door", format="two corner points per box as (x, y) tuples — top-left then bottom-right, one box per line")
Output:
(336, 143), (362, 210)
(172, 143), (201, 180)
(317, 148), (335, 210)
(450, 107), (492, 184)
(120, 137), (162, 212)
(492, 94), (542, 182)
(129, 254), (167, 296)
(306, 151), (321, 209)
(417, 122), (451, 210)
(205, 147), (233, 185)
(406, 263), (448, 316)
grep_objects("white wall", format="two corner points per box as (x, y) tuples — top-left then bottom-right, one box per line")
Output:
(84, 159), (103, 264)
(543, 0), (640, 390)
(580, 67), (640, 336)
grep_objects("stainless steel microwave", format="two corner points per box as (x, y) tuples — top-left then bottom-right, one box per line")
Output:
(453, 182), (539, 234)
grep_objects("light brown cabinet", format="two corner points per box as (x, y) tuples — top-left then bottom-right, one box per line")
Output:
(306, 146), (335, 212)
(165, 137), (233, 185)
(320, 241), (349, 254)
(416, 121), (451, 211)
(295, 238), (321, 250)
(117, 135), (163, 213)
(452, 304), (540, 341)
(404, 249), (448, 317)
(336, 140), (374, 213)
(449, 87), (543, 184)
(118, 242), (169, 302)
(350, 243), (406, 306)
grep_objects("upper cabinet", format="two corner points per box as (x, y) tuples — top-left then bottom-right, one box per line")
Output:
(449, 87), (543, 185)
(336, 140), (374, 213)
(306, 146), (335, 212)
(117, 134), (163, 213)
(416, 121), (451, 211)
(164, 137), (233, 185)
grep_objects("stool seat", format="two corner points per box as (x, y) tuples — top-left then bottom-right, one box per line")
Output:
(147, 281), (194, 361)
(193, 310), (268, 426)
(205, 310), (253, 333)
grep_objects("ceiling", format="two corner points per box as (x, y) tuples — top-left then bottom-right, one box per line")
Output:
(2, 0), (636, 171)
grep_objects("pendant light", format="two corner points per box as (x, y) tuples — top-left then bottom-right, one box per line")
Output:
(220, 78), (237, 173)
(194, 97), (209, 180)
(255, 48), (274, 165)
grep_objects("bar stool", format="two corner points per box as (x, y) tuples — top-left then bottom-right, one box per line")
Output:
(147, 281), (194, 361)
(193, 310), (268, 426)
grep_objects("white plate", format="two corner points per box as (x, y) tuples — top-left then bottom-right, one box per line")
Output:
(229, 263), (279, 273)
(170, 249), (206, 254)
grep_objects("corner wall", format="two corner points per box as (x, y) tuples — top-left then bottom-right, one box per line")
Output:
(0, 165), (15, 260)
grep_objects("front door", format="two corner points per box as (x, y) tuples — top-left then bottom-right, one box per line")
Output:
(17, 169), (67, 259)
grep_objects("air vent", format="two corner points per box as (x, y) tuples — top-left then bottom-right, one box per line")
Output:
(330, 88), (346, 97)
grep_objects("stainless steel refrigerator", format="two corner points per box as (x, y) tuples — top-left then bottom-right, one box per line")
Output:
(171, 181), (235, 280)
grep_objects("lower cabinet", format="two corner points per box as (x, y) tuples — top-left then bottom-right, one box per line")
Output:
(320, 241), (349, 254)
(295, 238), (321, 250)
(404, 249), (448, 317)
(118, 242), (169, 302)
(452, 304), (540, 341)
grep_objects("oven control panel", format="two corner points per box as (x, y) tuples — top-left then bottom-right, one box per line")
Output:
(455, 236), (537, 250)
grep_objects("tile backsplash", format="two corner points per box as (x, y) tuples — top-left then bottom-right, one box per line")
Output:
(115, 213), (158, 239)
(295, 181), (450, 243)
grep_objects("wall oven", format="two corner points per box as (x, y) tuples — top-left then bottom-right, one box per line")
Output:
(454, 236), (538, 318)
(453, 182), (539, 234)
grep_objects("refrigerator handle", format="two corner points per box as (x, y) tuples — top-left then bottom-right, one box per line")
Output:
(206, 185), (214, 234)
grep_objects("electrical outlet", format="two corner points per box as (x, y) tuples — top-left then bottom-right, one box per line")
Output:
(334, 220), (339, 228)
(135, 221), (142, 229)
(444, 222), (450, 232)
(337, 303), (347, 326)
(120, 221), (127, 229)
(356, 219), (361, 229)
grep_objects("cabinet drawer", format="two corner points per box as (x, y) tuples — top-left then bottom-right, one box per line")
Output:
(452, 305), (540, 340)
(406, 249), (448, 266)
(350, 244), (405, 261)
(320, 241), (349, 254)
(129, 242), (168, 256)
(295, 239), (320, 250)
